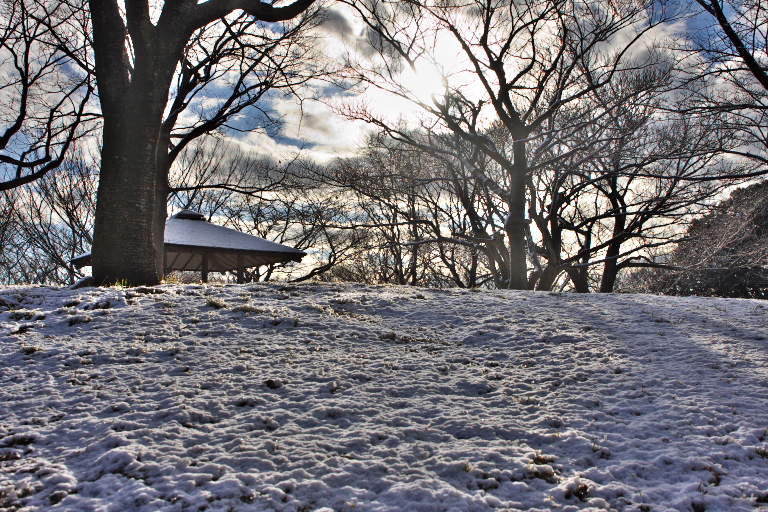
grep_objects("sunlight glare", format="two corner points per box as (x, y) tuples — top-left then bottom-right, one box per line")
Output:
(399, 61), (446, 105)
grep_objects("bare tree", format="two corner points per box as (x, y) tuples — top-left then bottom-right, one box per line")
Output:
(338, 0), (688, 289)
(693, 0), (768, 92)
(527, 70), (735, 292)
(0, 0), (96, 191)
(169, 137), (293, 216)
(323, 66), (735, 292)
(1, 154), (95, 284)
(151, 10), (333, 275)
(317, 133), (493, 288)
(232, 185), (367, 283)
(329, 139), (435, 286)
(680, 0), (768, 176)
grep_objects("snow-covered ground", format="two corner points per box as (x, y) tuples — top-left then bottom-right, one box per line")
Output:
(1, 283), (767, 512)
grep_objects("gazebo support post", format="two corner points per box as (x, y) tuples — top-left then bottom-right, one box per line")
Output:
(237, 255), (245, 284)
(202, 254), (209, 283)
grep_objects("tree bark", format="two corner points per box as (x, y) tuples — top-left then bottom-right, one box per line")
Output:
(536, 264), (560, 291)
(565, 267), (590, 293)
(599, 248), (620, 293)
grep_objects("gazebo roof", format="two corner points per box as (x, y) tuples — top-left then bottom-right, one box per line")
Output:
(71, 210), (306, 274)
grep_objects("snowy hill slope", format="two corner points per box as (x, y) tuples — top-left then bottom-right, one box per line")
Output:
(1, 283), (768, 512)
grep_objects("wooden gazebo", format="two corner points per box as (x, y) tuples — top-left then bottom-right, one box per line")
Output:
(71, 210), (306, 283)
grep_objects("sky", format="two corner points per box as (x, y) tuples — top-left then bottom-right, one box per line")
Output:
(215, 2), (465, 164)
(223, 0), (708, 166)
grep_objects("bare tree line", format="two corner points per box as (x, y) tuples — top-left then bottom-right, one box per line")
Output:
(0, 0), (766, 295)
(318, 0), (758, 292)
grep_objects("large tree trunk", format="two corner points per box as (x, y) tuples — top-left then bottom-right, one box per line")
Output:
(599, 210), (626, 293)
(91, 102), (164, 285)
(88, 1), (190, 286)
(90, 42), (184, 286)
(565, 266), (590, 293)
(504, 139), (529, 289)
(600, 239), (623, 293)
(536, 263), (561, 291)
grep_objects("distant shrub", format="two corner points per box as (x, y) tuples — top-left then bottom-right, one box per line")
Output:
(206, 297), (229, 309)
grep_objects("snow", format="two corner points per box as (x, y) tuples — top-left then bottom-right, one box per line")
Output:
(164, 218), (305, 255)
(1, 282), (767, 512)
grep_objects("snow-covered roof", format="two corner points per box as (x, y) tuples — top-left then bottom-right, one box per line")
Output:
(71, 210), (305, 272)
(164, 213), (304, 255)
